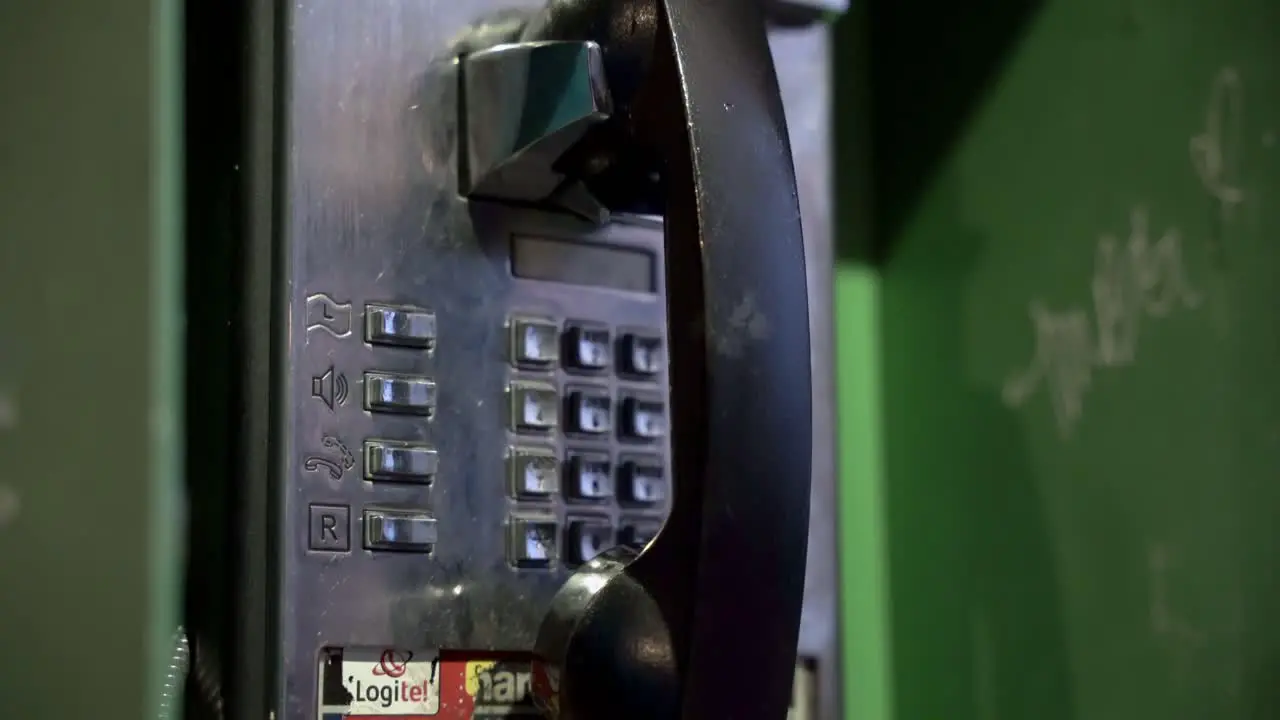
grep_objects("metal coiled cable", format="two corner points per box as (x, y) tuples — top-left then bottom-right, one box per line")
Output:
(158, 627), (190, 720)
(158, 626), (226, 720)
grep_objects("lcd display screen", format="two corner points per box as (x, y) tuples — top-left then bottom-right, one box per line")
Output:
(511, 235), (656, 294)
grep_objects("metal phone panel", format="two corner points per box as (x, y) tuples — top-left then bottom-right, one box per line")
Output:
(280, 4), (672, 716)
(278, 2), (836, 718)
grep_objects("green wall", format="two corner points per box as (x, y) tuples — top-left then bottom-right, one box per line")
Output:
(0, 0), (184, 716)
(837, 0), (1280, 718)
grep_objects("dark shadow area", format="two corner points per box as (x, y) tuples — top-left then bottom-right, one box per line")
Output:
(183, 0), (255, 715)
(833, 0), (1046, 262)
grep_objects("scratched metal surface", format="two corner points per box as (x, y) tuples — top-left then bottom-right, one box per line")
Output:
(276, 1), (837, 717)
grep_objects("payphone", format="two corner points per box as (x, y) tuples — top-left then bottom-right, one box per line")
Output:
(181, 0), (836, 718)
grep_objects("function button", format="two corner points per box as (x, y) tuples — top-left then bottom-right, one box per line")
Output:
(510, 316), (560, 368)
(565, 450), (613, 502)
(564, 324), (612, 371)
(619, 457), (667, 506)
(618, 521), (662, 549)
(364, 440), (438, 484)
(620, 396), (667, 441)
(363, 509), (437, 552)
(365, 303), (436, 350)
(507, 515), (558, 569)
(364, 372), (437, 416)
(566, 518), (615, 566)
(308, 504), (350, 552)
(566, 387), (612, 435)
(507, 446), (560, 499)
(508, 380), (559, 433)
(620, 333), (664, 376)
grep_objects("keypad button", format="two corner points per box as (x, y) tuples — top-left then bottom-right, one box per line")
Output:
(565, 451), (613, 501)
(621, 333), (664, 376)
(507, 446), (559, 499)
(508, 515), (558, 568)
(621, 397), (667, 441)
(365, 303), (436, 349)
(565, 325), (611, 371)
(510, 316), (560, 368)
(620, 458), (666, 506)
(364, 372), (437, 416)
(364, 509), (437, 552)
(509, 381), (559, 433)
(619, 522), (661, 549)
(364, 441), (438, 483)
(567, 388), (612, 435)
(566, 519), (614, 566)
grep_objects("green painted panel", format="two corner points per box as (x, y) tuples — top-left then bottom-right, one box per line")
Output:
(0, 0), (183, 717)
(836, 0), (1280, 717)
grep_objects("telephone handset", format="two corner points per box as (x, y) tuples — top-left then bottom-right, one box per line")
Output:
(208, 0), (810, 718)
(467, 0), (814, 718)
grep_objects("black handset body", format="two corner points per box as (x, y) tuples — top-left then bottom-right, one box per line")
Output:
(198, 0), (821, 718)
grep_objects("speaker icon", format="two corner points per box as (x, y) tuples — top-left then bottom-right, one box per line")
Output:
(312, 366), (349, 410)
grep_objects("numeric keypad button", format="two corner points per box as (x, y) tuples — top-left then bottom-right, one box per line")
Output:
(566, 519), (614, 566)
(508, 381), (559, 433)
(566, 387), (612, 435)
(565, 324), (612, 371)
(565, 450), (613, 502)
(619, 521), (661, 550)
(620, 333), (664, 377)
(507, 446), (559, 499)
(620, 396), (667, 441)
(507, 515), (559, 569)
(619, 457), (666, 506)
(509, 316), (560, 368)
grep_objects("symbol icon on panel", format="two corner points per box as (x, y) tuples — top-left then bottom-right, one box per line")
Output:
(312, 366), (349, 410)
(304, 436), (355, 479)
(372, 650), (414, 678)
(306, 293), (353, 338)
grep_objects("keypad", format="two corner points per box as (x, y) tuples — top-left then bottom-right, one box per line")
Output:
(497, 313), (672, 571)
(342, 312), (670, 566)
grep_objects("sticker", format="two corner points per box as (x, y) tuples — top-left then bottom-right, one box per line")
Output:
(318, 647), (441, 718)
(318, 649), (547, 719)
(448, 656), (540, 717)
